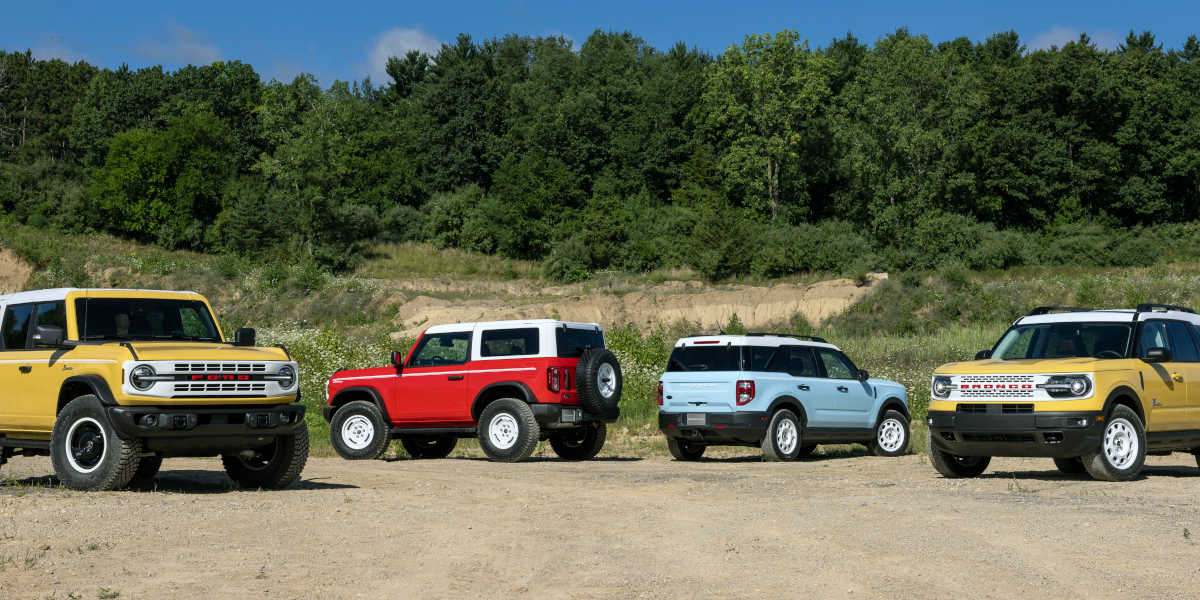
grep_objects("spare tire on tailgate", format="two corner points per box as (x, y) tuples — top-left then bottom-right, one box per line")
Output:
(575, 348), (622, 420)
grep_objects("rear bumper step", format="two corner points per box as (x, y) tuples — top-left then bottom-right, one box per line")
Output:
(659, 411), (769, 445)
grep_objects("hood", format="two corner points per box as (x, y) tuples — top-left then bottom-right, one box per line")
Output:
(868, 378), (906, 394)
(935, 357), (1104, 375)
(114, 342), (290, 362)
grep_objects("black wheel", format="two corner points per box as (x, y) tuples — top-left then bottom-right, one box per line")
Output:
(667, 437), (705, 460)
(1082, 404), (1146, 482)
(477, 398), (540, 462)
(549, 423), (607, 460)
(575, 349), (622, 420)
(50, 395), (141, 491)
(330, 400), (391, 460)
(761, 409), (802, 462)
(869, 410), (910, 457)
(400, 435), (457, 459)
(795, 444), (817, 458)
(1053, 457), (1086, 474)
(927, 433), (990, 478)
(222, 425), (309, 489)
(128, 455), (163, 487)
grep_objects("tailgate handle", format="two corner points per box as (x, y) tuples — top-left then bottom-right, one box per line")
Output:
(797, 384), (810, 391)
(447, 375), (464, 381)
(837, 386), (849, 393)
(18, 366), (31, 374)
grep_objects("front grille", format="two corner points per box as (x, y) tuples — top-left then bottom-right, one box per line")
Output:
(1002, 404), (1033, 414)
(962, 433), (1035, 443)
(957, 404), (987, 413)
(173, 362), (267, 373)
(173, 383), (267, 393)
(959, 389), (1034, 398)
(958, 375), (1035, 384)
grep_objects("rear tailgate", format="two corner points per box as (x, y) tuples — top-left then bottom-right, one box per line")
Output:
(661, 373), (737, 412)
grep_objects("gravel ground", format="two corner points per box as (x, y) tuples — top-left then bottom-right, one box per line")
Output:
(2, 450), (1199, 599)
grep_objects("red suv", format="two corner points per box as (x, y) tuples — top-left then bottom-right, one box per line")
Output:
(322, 320), (622, 462)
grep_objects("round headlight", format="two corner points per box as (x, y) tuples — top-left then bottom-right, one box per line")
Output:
(277, 365), (296, 389)
(1069, 377), (1089, 396)
(932, 376), (952, 398)
(130, 365), (156, 391)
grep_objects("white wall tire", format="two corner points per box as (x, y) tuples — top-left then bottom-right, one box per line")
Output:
(50, 395), (141, 491)
(1082, 404), (1146, 482)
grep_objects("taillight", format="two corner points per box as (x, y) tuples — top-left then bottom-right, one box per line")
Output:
(547, 367), (561, 392)
(656, 381), (663, 406)
(735, 380), (755, 406)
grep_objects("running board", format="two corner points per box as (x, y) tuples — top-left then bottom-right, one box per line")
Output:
(0, 437), (51, 450)
(389, 427), (476, 437)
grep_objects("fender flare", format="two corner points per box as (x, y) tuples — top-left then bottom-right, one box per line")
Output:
(876, 398), (909, 423)
(767, 395), (808, 427)
(1101, 385), (1145, 424)
(330, 386), (391, 423)
(471, 381), (536, 422)
(59, 375), (117, 411)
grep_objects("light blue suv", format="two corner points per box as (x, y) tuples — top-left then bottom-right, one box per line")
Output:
(656, 333), (910, 461)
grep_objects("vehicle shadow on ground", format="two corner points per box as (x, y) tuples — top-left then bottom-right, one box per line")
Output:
(397, 456), (646, 463)
(0, 471), (356, 494)
(978, 465), (1199, 481)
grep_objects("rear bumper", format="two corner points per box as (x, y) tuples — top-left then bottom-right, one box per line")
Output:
(926, 409), (1104, 458)
(659, 411), (768, 445)
(531, 403), (608, 428)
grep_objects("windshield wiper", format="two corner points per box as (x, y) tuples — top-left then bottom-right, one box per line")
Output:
(83, 335), (133, 341)
(151, 335), (219, 342)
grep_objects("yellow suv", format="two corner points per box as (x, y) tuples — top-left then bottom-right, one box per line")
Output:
(927, 304), (1200, 481)
(0, 288), (307, 490)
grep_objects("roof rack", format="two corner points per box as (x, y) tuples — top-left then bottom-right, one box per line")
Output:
(1135, 303), (1196, 314)
(1027, 306), (1093, 316)
(746, 332), (828, 343)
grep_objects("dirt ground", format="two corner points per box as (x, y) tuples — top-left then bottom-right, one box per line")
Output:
(2, 449), (1199, 599)
(0, 248), (32, 295)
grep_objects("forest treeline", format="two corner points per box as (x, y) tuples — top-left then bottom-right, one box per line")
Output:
(2, 28), (1200, 280)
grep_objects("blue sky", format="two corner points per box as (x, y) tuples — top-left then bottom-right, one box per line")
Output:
(8, 1), (1198, 85)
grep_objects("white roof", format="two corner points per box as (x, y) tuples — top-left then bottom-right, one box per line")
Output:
(1017, 309), (1200, 326)
(674, 334), (839, 351)
(424, 319), (602, 334)
(0, 288), (200, 304)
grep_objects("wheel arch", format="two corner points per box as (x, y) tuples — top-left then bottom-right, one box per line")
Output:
(58, 375), (116, 414)
(876, 397), (909, 424)
(767, 395), (807, 427)
(471, 381), (536, 422)
(330, 386), (390, 423)
(1102, 385), (1145, 424)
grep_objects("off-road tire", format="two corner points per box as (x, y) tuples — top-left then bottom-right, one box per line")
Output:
(1053, 457), (1086, 474)
(400, 435), (457, 459)
(575, 348), (622, 420)
(221, 425), (309, 489)
(927, 433), (990, 478)
(869, 410), (910, 457)
(50, 395), (141, 491)
(796, 444), (817, 458)
(761, 409), (803, 462)
(667, 437), (705, 460)
(549, 423), (607, 460)
(478, 398), (540, 462)
(330, 400), (391, 460)
(1082, 405), (1146, 482)
(128, 455), (163, 487)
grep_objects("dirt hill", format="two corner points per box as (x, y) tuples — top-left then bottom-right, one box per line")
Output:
(0, 247), (31, 294)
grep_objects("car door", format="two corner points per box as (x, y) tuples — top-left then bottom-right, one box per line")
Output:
(0, 301), (66, 432)
(809, 348), (874, 429)
(1164, 320), (1200, 424)
(1137, 320), (1187, 431)
(390, 330), (472, 425)
(761, 345), (822, 422)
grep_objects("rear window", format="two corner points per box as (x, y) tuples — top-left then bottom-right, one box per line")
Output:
(481, 328), (539, 357)
(667, 345), (741, 372)
(556, 327), (604, 357)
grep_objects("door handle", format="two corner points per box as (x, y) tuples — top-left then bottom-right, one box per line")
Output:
(447, 375), (464, 381)
(797, 384), (810, 391)
(837, 386), (848, 393)
(1172, 373), (1184, 382)
(18, 366), (31, 374)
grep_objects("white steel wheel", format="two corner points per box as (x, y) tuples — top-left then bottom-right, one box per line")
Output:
(65, 416), (108, 474)
(775, 418), (798, 455)
(1103, 418), (1139, 470)
(877, 418), (906, 453)
(597, 363), (617, 399)
(340, 415), (374, 451)
(488, 413), (520, 450)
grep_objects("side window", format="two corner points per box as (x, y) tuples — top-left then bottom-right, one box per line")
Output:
(766, 346), (818, 377)
(1, 304), (35, 350)
(480, 328), (539, 357)
(816, 348), (857, 379)
(1138, 321), (1169, 357)
(34, 301), (67, 331)
(408, 332), (471, 367)
(1166, 321), (1200, 362)
(744, 346), (776, 372)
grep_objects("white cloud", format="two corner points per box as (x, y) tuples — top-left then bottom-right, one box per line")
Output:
(367, 27), (441, 82)
(136, 24), (221, 65)
(1028, 26), (1121, 51)
(31, 34), (90, 63)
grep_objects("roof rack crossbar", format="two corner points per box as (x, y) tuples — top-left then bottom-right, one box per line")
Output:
(1135, 303), (1196, 314)
(1027, 306), (1093, 316)
(746, 332), (828, 343)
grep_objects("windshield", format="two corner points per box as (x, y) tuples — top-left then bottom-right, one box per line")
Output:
(74, 298), (221, 342)
(992, 322), (1132, 360)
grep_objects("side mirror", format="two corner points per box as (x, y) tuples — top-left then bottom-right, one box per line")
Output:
(391, 351), (404, 369)
(975, 349), (993, 360)
(232, 327), (256, 347)
(857, 369), (870, 381)
(32, 324), (65, 347)
(1143, 347), (1172, 363)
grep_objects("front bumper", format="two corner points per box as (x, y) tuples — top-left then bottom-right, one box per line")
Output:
(108, 403), (306, 439)
(927, 408), (1104, 458)
(659, 411), (769, 445)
